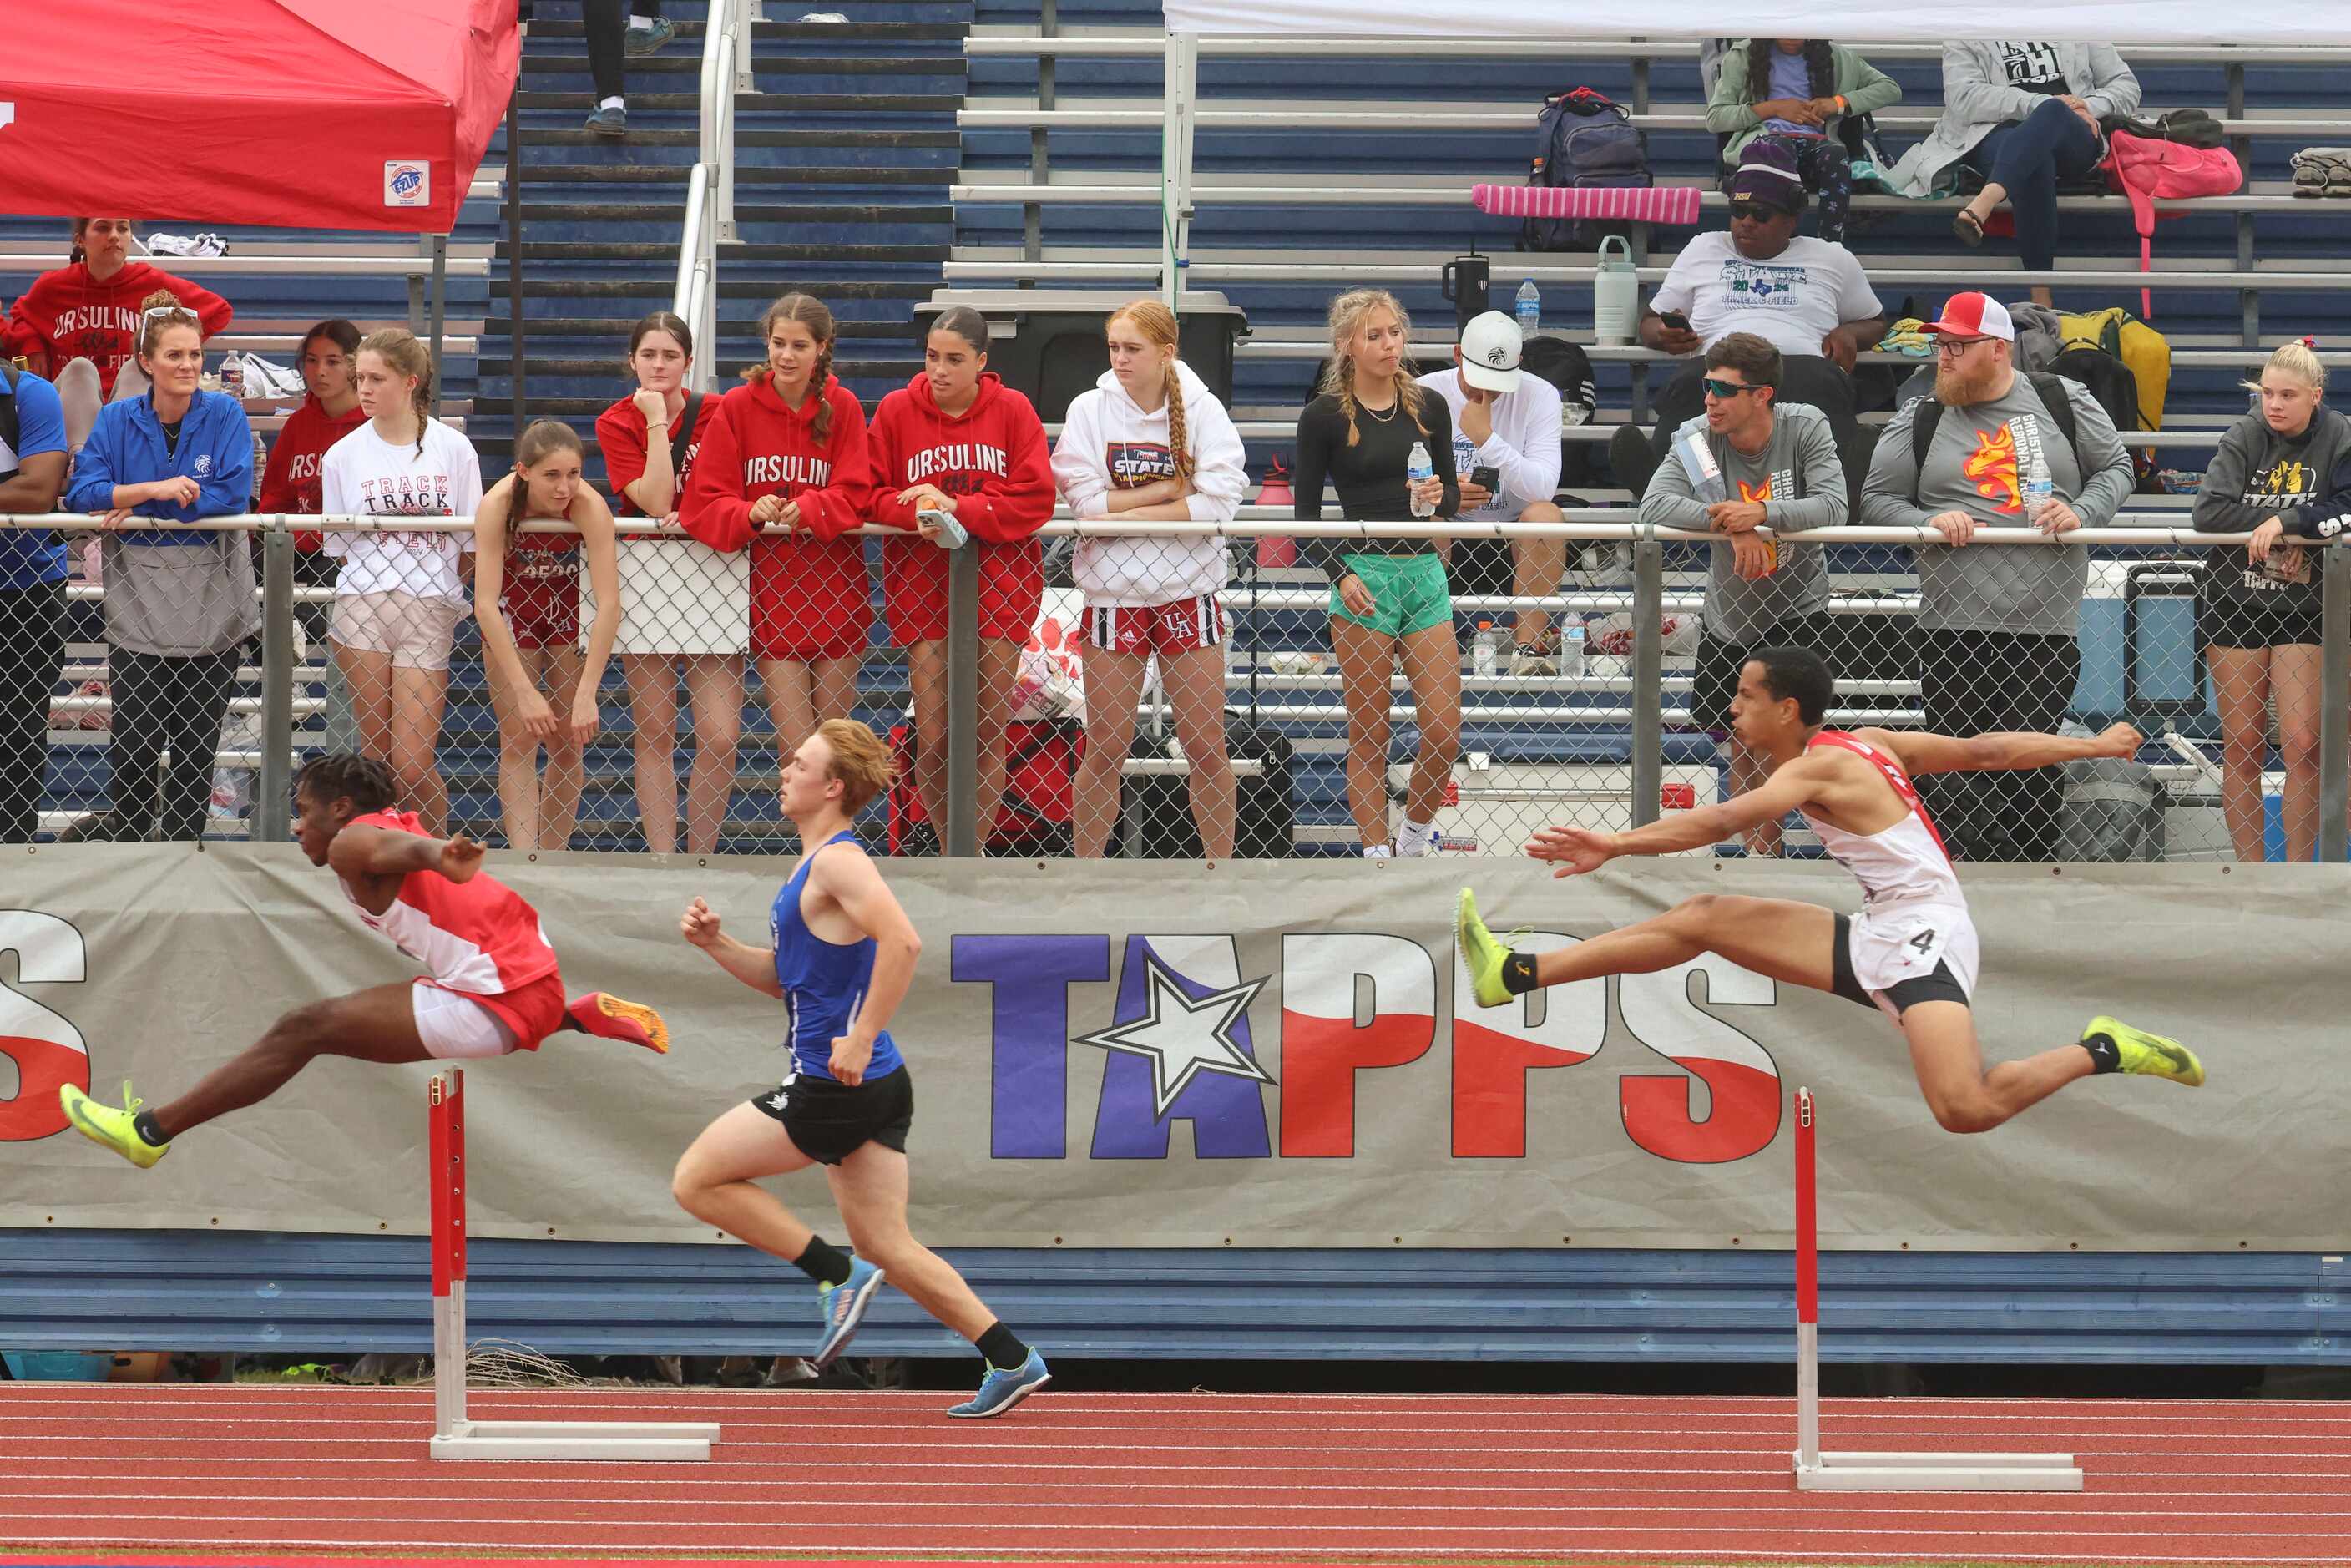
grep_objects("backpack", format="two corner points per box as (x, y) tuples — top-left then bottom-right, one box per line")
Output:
(2101, 131), (2245, 318)
(2105, 108), (2227, 150)
(1518, 336), (1599, 489)
(2059, 306), (2172, 432)
(1519, 87), (1651, 252)
(2047, 345), (2164, 493)
(1908, 371), (2084, 493)
(2055, 754), (2165, 862)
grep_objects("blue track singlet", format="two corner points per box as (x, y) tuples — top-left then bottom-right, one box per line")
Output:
(770, 832), (905, 1082)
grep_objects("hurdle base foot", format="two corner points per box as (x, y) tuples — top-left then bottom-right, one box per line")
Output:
(1792, 1449), (2084, 1492)
(430, 1419), (719, 1463)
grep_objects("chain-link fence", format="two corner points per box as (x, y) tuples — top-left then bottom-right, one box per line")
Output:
(6, 512), (2347, 863)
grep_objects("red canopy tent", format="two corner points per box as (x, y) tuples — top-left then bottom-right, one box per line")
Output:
(0, 0), (518, 235)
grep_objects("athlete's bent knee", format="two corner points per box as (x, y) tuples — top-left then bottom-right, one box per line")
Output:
(1928, 1095), (2001, 1136)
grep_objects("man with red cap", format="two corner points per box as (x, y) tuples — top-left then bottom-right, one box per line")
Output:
(1860, 291), (2136, 862)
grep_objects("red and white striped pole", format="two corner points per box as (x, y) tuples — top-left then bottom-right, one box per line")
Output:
(1794, 1085), (1819, 1469)
(429, 1070), (467, 1441)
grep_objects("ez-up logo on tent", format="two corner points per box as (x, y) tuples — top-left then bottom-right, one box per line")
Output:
(385, 159), (430, 208)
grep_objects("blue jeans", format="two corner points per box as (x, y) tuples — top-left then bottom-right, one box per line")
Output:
(1964, 98), (2105, 273)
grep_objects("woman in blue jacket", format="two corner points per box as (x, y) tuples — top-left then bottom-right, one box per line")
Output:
(63, 301), (256, 841)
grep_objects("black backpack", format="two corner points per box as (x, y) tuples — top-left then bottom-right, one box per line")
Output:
(1908, 371), (2086, 496)
(1518, 336), (1600, 488)
(1519, 87), (1651, 253)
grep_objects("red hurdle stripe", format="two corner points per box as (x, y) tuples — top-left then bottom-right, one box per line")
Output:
(1794, 1086), (1817, 1328)
(428, 1070), (467, 1296)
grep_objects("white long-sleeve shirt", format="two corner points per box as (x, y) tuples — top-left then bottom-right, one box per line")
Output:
(1415, 367), (1564, 523)
(1052, 360), (1246, 607)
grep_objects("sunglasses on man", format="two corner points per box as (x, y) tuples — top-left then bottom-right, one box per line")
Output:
(1703, 377), (1765, 399)
(1727, 201), (1777, 221)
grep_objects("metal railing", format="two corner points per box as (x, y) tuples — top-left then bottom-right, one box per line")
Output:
(674, 0), (759, 393)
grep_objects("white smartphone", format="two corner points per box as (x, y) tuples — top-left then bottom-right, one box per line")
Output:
(918, 507), (970, 549)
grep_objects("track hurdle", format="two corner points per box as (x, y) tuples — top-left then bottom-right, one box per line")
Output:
(427, 1069), (720, 1461)
(1790, 1086), (2083, 1492)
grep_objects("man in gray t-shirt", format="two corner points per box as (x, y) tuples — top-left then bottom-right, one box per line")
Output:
(1639, 331), (1848, 853)
(1860, 291), (2136, 862)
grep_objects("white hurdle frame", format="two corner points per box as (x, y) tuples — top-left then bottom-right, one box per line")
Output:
(1790, 1087), (2084, 1492)
(427, 1070), (721, 1461)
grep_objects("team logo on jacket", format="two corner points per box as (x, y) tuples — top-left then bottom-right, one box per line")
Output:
(194, 454), (212, 476)
(1964, 424), (2023, 514)
(2252, 460), (2312, 499)
(1107, 442), (1176, 487)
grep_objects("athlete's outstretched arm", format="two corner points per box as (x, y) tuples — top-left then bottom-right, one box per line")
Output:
(1528, 761), (1824, 876)
(1858, 722), (2141, 778)
(328, 822), (483, 886)
(680, 898), (785, 998)
(814, 849), (922, 1086)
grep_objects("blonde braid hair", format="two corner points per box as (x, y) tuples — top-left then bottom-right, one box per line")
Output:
(1109, 298), (1193, 481)
(1319, 287), (1425, 448)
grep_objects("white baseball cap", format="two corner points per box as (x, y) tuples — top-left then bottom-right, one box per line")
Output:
(1458, 311), (1524, 393)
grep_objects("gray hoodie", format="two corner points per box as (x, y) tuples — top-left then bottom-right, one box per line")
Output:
(1638, 402), (1847, 641)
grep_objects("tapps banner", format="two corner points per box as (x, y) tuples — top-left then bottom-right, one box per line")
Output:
(3, 846), (2341, 1252)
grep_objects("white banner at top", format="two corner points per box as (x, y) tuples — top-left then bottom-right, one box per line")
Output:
(1154, 1), (2337, 45)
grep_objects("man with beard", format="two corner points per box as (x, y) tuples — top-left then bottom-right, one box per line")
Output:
(1860, 292), (2136, 862)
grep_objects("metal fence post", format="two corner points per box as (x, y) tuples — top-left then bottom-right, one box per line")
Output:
(257, 523), (296, 843)
(2320, 548), (2348, 863)
(1631, 536), (1665, 827)
(944, 545), (980, 856)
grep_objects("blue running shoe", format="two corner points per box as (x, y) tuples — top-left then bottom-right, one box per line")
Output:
(946, 1348), (1050, 1418)
(811, 1257), (884, 1369)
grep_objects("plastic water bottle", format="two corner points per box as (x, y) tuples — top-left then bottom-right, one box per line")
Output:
(1471, 620), (1502, 678)
(218, 353), (244, 398)
(1407, 441), (1434, 518)
(1560, 618), (1587, 681)
(1515, 278), (1542, 336)
(2022, 447), (2055, 524)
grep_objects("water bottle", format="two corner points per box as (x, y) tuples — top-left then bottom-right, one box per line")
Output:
(1514, 279), (1541, 336)
(2022, 447), (2054, 524)
(1560, 618), (1587, 681)
(1471, 620), (1501, 678)
(1407, 440), (1434, 518)
(219, 353), (244, 398)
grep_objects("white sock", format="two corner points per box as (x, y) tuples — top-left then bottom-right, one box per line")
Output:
(628, 12), (655, 26)
(599, 95), (624, 110)
(1395, 818), (1437, 857)
(1362, 843), (1393, 860)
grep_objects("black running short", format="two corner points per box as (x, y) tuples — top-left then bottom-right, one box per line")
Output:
(1830, 913), (1970, 1018)
(750, 1065), (914, 1165)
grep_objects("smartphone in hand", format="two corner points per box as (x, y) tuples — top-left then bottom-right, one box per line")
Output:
(918, 507), (970, 549)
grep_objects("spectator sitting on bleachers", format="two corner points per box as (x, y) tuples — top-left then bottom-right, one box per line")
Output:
(3, 220), (233, 407)
(1054, 297), (1247, 861)
(2192, 339), (2351, 864)
(1292, 287), (1461, 859)
(0, 365), (69, 844)
(1707, 39), (1904, 244)
(1861, 292), (2135, 863)
(1890, 43), (2142, 308)
(59, 304), (257, 843)
(1635, 332), (1847, 856)
(1614, 142), (1883, 504)
(1415, 311), (1567, 675)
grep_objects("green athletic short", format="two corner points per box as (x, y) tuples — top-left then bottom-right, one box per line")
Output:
(1327, 551), (1454, 640)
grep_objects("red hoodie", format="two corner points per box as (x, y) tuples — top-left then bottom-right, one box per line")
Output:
(596, 392), (723, 518)
(867, 371), (1053, 644)
(3, 261), (235, 395)
(258, 396), (369, 552)
(680, 375), (875, 662)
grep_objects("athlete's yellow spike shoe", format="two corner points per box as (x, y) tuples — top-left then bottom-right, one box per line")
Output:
(58, 1080), (169, 1168)
(1456, 888), (1520, 1009)
(564, 991), (670, 1054)
(2082, 1016), (2204, 1088)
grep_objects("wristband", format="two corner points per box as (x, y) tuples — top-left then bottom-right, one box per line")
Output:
(1834, 94), (1848, 114)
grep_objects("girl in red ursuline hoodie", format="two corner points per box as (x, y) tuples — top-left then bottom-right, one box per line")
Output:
(867, 306), (1055, 846)
(3, 219), (233, 397)
(257, 319), (368, 556)
(680, 292), (876, 758)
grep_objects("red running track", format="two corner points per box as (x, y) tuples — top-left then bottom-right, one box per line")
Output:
(3, 1383), (2349, 1565)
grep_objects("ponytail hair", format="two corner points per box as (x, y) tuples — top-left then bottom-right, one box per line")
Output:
(929, 306), (992, 357)
(1317, 287), (1428, 448)
(358, 326), (437, 458)
(1108, 298), (1192, 482)
(2242, 338), (2328, 397)
(745, 292), (838, 443)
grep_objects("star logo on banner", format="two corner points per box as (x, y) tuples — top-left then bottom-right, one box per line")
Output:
(1073, 952), (1274, 1118)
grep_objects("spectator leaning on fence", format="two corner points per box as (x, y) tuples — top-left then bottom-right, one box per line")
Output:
(2192, 340), (2351, 864)
(0, 366), (69, 844)
(3, 219), (233, 403)
(259, 319), (369, 757)
(1890, 43), (2141, 308)
(1415, 311), (1568, 675)
(596, 311), (742, 857)
(473, 419), (622, 853)
(1707, 39), (1902, 245)
(1862, 293), (2135, 863)
(682, 292), (878, 785)
(1636, 332), (1847, 857)
(1053, 297), (1248, 862)
(60, 304), (256, 843)
(1293, 287), (1461, 860)
(319, 327), (483, 837)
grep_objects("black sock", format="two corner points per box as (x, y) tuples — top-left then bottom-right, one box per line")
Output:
(974, 1321), (1029, 1370)
(1501, 952), (1539, 996)
(792, 1235), (855, 1287)
(132, 1110), (169, 1146)
(2081, 1035), (2121, 1075)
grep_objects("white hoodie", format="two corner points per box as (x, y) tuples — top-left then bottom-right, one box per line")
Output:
(1052, 360), (1247, 607)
